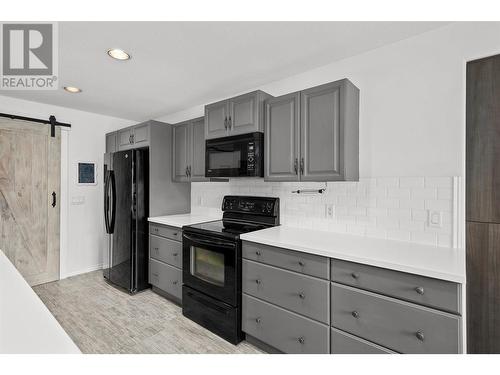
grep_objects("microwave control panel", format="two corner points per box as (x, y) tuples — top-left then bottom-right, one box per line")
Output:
(247, 142), (255, 173)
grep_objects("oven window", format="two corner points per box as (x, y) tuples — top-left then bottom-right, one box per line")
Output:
(208, 150), (241, 170)
(191, 246), (225, 286)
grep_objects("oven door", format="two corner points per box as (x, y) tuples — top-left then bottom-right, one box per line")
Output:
(182, 231), (238, 306)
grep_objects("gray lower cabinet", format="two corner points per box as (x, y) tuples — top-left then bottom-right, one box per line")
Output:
(243, 259), (329, 324)
(331, 283), (461, 354)
(331, 328), (395, 354)
(264, 79), (359, 182)
(331, 259), (461, 314)
(149, 223), (183, 303)
(242, 241), (329, 280)
(172, 117), (207, 182)
(243, 294), (329, 354)
(205, 90), (271, 139)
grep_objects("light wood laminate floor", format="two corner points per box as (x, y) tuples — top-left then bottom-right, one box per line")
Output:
(33, 270), (262, 354)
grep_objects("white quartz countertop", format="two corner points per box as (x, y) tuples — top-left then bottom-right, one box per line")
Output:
(148, 212), (221, 228)
(240, 226), (465, 284)
(0, 250), (81, 354)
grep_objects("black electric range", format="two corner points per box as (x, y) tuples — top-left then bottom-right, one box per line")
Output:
(182, 196), (280, 344)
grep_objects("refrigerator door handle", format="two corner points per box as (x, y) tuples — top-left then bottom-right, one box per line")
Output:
(104, 171), (111, 233)
(109, 171), (116, 234)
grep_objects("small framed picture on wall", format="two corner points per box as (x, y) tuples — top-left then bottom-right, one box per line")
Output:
(76, 161), (97, 186)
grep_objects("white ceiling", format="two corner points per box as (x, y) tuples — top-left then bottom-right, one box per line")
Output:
(0, 22), (449, 121)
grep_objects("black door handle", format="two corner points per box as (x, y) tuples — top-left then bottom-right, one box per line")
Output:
(52, 191), (56, 208)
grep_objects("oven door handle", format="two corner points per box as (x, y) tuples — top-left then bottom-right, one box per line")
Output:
(183, 234), (236, 249)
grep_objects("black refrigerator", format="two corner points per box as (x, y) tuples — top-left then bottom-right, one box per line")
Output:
(103, 148), (149, 293)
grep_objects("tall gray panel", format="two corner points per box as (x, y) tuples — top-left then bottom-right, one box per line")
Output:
(264, 92), (300, 181)
(172, 122), (190, 182)
(190, 117), (208, 181)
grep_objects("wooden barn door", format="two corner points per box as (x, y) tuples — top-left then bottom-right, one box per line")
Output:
(0, 118), (61, 286)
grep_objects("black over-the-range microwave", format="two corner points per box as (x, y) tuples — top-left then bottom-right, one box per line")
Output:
(205, 132), (264, 178)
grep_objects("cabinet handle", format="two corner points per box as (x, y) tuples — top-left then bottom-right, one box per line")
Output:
(129, 134), (132, 144)
(351, 311), (360, 319)
(351, 272), (359, 279)
(298, 260), (305, 267)
(172, 252), (178, 257)
(300, 157), (304, 174)
(173, 280), (178, 285)
(299, 292), (306, 299)
(255, 317), (261, 324)
(188, 165), (192, 177)
(297, 337), (305, 344)
(415, 331), (425, 341)
(153, 247), (159, 251)
(152, 272), (159, 277)
(224, 117), (228, 130)
(255, 251), (261, 256)
(228, 116), (232, 129)
(131, 133), (134, 143)
(255, 279), (261, 285)
(185, 166), (189, 177)
(173, 232), (178, 236)
(415, 286), (425, 295)
(154, 228), (159, 233)
(294, 158), (298, 175)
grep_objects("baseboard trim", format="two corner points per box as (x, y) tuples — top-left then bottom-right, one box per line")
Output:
(61, 263), (103, 279)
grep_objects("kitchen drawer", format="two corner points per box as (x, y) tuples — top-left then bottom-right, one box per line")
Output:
(331, 327), (396, 354)
(149, 259), (182, 300)
(331, 259), (461, 314)
(242, 294), (329, 354)
(150, 235), (182, 268)
(243, 241), (329, 280)
(149, 223), (181, 242)
(331, 283), (461, 354)
(243, 259), (329, 324)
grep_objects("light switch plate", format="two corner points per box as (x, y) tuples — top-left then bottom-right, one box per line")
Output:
(427, 210), (442, 228)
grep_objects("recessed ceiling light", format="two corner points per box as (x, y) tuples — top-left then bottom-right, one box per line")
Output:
(107, 48), (131, 61)
(64, 86), (82, 93)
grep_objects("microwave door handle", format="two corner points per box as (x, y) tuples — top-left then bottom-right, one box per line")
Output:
(183, 234), (236, 249)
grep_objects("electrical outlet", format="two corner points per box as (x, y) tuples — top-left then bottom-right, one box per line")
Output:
(427, 210), (442, 228)
(325, 204), (335, 219)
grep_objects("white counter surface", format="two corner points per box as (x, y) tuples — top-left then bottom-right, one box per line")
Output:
(240, 226), (465, 283)
(148, 212), (221, 228)
(0, 251), (81, 354)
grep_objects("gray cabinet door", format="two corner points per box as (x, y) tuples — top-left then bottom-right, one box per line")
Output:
(229, 91), (261, 136)
(172, 122), (190, 182)
(117, 128), (134, 150)
(300, 81), (343, 181)
(105, 132), (116, 153)
(264, 92), (300, 181)
(190, 117), (207, 181)
(132, 123), (149, 147)
(205, 100), (229, 139)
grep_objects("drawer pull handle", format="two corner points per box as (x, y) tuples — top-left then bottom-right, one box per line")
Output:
(298, 261), (305, 267)
(154, 228), (158, 232)
(173, 280), (178, 285)
(351, 311), (360, 319)
(173, 253), (178, 256)
(297, 337), (305, 344)
(154, 247), (159, 251)
(415, 286), (425, 295)
(255, 317), (261, 324)
(298, 292), (306, 299)
(351, 272), (359, 279)
(152, 272), (159, 277)
(255, 279), (261, 285)
(173, 232), (178, 236)
(255, 251), (261, 256)
(415, 331), (425, 341)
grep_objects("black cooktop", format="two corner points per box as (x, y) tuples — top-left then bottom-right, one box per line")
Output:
(183, 219), (270, 239)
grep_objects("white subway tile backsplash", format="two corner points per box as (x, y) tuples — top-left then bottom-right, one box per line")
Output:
(191, 176), (457, 248)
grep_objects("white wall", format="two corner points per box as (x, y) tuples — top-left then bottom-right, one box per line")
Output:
(0, 95), (134, 278)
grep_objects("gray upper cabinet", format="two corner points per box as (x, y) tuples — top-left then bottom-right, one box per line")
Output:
(172, 117), (208, 182)
(205, 100), (229, 139)
(264, 79), (359, 182)
(172, 122), (190, 182)
(205, 90), (271, 140)
(117, 123), (151, 151)
(190, 117), (207, 182)
(264, 92), (300, 181)
(105, 132), (117, 153)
